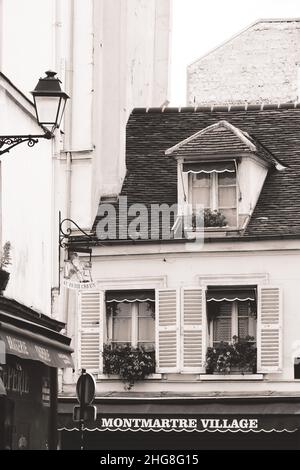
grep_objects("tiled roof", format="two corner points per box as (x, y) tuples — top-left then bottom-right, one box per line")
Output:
(165, 120), (278, 166)
(92, 104), (300, 242)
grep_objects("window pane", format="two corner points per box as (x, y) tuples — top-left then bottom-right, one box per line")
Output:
(193, 174), (210, 187)
(218, 186), (236, 208)
(138, 317), (155, 342)
(218, 173), (236, 186)
(238, 317), (249, 338)
(220, 208), (237, 226)
(192, 187), (210, 208)
(213, 302), (232, 343)
(238, 301), (257, 340)
(213, 317), (232, 343)
(112, 302), (131, 317)
(138, 302), (155, 318)
(112, 318), (131, 342)
(218, 302), (232, 316)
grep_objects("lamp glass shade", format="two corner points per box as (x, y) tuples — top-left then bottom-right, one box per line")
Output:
(34, 95), (61, 128)
(31, 71), (69, 131)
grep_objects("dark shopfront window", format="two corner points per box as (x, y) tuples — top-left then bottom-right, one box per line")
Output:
(0, 356), (51, 450)
(61, 428), (300, 451)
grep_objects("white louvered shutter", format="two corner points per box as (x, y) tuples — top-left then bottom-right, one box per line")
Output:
(257, 286), (282, 373)
(156, 289), (180, 373)
(78, 291), (103, 373)
(181, 288), (206, 372)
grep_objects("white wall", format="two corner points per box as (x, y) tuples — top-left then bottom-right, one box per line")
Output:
(0, 0), (55, 95)
(63, 240), (300, 395)
(0, 83), (53, 315)
(91, 0), (172, 219)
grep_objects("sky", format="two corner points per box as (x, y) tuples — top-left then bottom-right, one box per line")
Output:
(170, 0), (300, 105)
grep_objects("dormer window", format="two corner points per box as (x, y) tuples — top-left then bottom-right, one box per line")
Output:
(185, 161), (237, 227)
(166, 120), (280, 234)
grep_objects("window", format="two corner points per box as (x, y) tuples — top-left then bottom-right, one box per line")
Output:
(209, 300), (257, 347)
(105, 290), (155, 351)
(206, 286), (257, 346)
(191, 169), (237, 226)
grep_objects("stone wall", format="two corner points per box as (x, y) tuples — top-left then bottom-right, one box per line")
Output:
(187, 20), (300, 105)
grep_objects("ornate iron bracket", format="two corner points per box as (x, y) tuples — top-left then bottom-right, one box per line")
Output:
(0, 132), (52, 156)
(59, 213), (94, 253)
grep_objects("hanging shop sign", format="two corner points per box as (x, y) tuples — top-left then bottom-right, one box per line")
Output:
(63, 252), (96, 291)
(62, 279), (97, 291)
(0, 332), (74, 369)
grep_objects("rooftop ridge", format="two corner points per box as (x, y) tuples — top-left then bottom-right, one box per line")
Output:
(188, 18), (300, 68)
(133, 102), (300, 114)
(165, 120), (256, 156)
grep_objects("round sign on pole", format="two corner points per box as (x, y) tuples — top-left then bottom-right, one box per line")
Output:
(76, 370), (96, 406)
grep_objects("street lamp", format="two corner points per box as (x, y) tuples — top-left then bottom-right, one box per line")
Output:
(0, 70), (69, 156)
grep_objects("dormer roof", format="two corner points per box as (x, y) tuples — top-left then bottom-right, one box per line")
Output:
(165, 120), (280, 167)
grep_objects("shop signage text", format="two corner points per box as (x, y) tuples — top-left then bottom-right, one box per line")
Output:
(62, 279), (97, 291)
(0, 364), (29, 395)
(100, 417), (258, 431)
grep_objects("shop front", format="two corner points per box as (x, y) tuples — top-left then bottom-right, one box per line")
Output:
(0, 297), (73, 450)
(58, 397), (300, 450)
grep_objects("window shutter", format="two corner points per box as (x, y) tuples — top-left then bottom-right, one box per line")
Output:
(78, 291), (103, 373)
(181, 288), (207, 372)
(257, 286), (282, 373)
(156, 289), (180, 373)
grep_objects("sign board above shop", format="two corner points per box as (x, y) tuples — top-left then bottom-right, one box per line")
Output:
(0, 330), (74, 369)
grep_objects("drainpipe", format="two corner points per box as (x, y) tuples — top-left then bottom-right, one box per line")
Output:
(62, 0), (75, 326)
(61, 1), (75, 388)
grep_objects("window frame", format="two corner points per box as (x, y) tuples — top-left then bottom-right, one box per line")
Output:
(210, 300), (257, 347)
(106, 301), (155, 348)
(189, 170), (238, 227)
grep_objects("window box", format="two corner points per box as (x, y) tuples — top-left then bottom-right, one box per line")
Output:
(103, 344), (156, 389)
(205, 337), (257, 375)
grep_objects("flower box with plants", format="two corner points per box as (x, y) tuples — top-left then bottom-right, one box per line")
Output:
(205, 336), (257, 375)
(103, 343), (156, 389)
(0, 242), (11, 294)
(192, 209), (228, 230)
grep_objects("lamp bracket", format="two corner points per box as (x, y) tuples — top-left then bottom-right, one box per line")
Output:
(59, 215), (94, 250)
(0, 131), (52, 156)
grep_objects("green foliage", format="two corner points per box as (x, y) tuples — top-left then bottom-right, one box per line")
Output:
(103, 344), (155, 389)
(205, 336), (257, 374)
(0, 242), (11, 270)
(204, 209), (227, 227)
(192, 209), (227, 228)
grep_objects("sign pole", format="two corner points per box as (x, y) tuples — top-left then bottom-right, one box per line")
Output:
(79, 369), (86, 451)
(73, 368), (96, 450)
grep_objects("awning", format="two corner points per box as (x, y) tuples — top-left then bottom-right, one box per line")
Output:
(183, 161), (235, 174)
(0, 322), (74, 369)
(58, 400), (300, 433)
(0, 377), (6, 396)
(207, 286), (256, 302)
(106, 290), (155, 303)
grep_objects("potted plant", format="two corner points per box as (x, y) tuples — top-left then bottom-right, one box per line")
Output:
(103, 344), (155, 389)
(0, 242), (11, 294)
(192, 209), (227, 229)
(205, 336), (257, 375)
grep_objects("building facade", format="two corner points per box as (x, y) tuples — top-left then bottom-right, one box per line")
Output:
(0, 297), (73, 450)
(187, 19), (300, 106)
(58, 104), (300, 450)
(0, 0), (172, 449)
